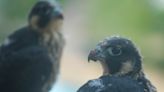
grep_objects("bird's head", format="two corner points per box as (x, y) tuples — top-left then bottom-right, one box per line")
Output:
(28, 0), (63, 31)
(88, 36), (142, 76)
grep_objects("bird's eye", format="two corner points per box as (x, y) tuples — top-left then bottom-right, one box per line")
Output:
(107, 47), (122, 56)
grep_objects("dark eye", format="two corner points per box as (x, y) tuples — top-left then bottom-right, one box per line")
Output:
(107, 47), (122, 56)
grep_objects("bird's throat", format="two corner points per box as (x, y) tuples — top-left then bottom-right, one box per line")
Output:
(100, 61), (110, 76)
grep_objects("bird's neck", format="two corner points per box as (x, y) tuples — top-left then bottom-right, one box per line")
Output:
(100, 61), (110, 76)
(41, 30), (65, 52)
(104, 67), (144, 79)
(37, 26), (63, 45)
(130, 70), (145, 79)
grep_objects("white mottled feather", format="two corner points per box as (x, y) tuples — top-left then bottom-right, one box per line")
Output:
(88, 79), (105, 92)
(2, 38), (12, 46)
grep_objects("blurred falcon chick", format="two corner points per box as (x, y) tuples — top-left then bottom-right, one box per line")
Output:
(0, 0), (64, 92)
(78, 36), (156, 92)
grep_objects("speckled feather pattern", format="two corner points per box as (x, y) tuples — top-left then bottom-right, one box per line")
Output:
(79, 36), (157, 92)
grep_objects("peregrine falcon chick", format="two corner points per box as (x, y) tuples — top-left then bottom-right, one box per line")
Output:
(0, 0), (64, 92)
(78, 36), (156, 92)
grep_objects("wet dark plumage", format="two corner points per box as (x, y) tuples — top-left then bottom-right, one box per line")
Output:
(0, 0), (64, 92)
(77, 75), (144, 92)
(78, 36), (156, 92)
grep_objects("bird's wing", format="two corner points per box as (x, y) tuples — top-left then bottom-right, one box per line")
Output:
(138, 76), (157, 92)
(77, 79), (106, 92)
(77, 76), (145, 92)
(0, 46), (53, 92)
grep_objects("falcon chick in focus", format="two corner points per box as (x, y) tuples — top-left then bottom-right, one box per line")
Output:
(77, 36), (156, 92)
(0, 0), (64, 92)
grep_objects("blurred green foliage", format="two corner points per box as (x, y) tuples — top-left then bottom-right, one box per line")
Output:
(86, 0), (164, 72)
(0, 0), (66, 41)
(2, 0), (66, 19)
(155, 60), (164, 71)
(87, 0), (154, 36)
(3, 0), (35, 19)
(0, 0), (164, 72)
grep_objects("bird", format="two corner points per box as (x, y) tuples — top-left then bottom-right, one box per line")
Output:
(77, 75), (144, 92)
(77, 36), (157, 92)
(0, 0), (64, 92)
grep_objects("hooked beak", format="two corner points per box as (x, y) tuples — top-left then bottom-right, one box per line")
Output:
(88, 49), (98, 62)
(88, 40), (108, 62)
(51, 0), (64, 20)
(53, 8), (64, 19)
(88, 48), (105, 62)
